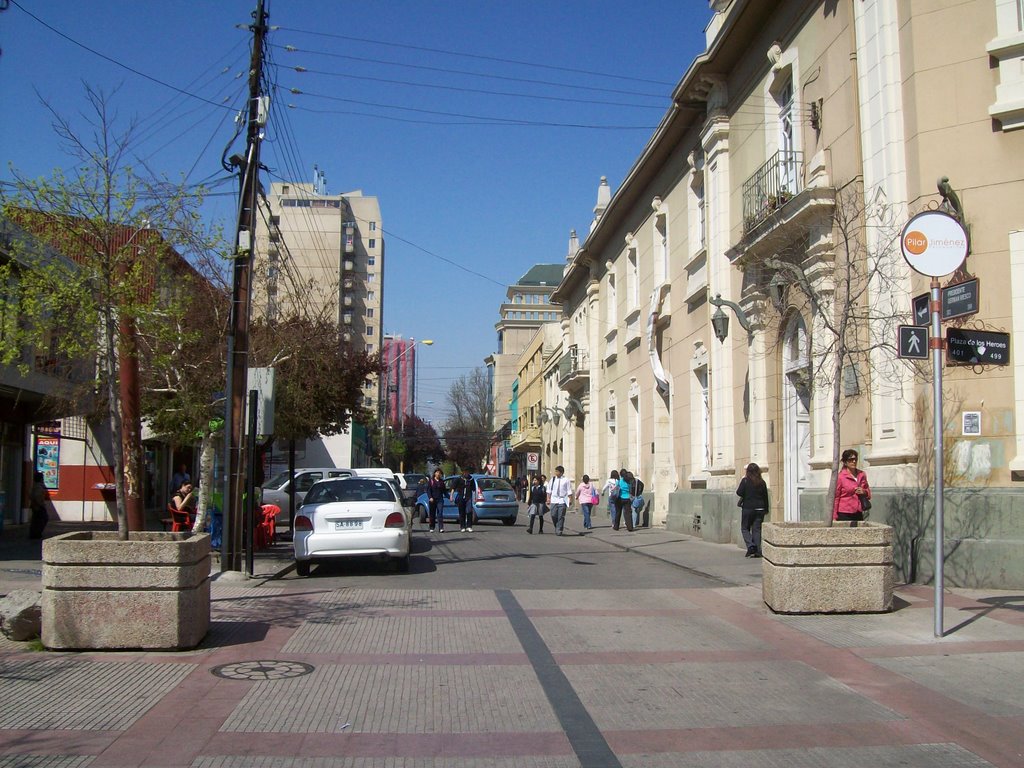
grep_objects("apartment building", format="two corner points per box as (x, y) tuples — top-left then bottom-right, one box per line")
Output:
(254, 179), (384, 468)
(547, 0), (1024, 588)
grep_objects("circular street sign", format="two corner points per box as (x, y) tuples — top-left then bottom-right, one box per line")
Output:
(901, 210), (968, 277)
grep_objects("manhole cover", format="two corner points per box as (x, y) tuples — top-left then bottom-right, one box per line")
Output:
(211, 660), (314, 680)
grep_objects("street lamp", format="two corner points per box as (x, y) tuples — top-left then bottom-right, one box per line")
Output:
(708, 293), (752, 343)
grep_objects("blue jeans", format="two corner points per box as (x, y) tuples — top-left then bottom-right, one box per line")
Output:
(549, 503), (567, 534)
(581, 503), (593, 529)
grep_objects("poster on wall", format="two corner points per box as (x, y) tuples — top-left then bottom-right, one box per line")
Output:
(35, 437), (60, 490)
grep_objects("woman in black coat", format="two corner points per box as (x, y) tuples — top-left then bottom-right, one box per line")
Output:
(426, 469), (447, 533)
(736, 462), (770, 557)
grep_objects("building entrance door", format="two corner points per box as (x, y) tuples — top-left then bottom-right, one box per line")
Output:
(782, 316), (811, 521)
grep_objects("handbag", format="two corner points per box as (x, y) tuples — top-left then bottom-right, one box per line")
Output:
(859, 494), (872, 512)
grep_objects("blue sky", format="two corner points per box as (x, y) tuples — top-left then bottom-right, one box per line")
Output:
(0, 1), (712, 425)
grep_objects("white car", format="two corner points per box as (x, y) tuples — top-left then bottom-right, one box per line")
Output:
(293, 477), (412, 576)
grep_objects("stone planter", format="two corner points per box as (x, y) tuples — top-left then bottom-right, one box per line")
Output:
(42, 531), (210, 650)
(762, 521), (894, 614)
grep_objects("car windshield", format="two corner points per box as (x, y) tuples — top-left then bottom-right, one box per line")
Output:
(263, 471), (292, 489)
(303, 478), (398, 504)
(477, 478), (514, 492)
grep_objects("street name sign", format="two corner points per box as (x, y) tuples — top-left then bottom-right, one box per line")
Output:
(901, 210), (969, 277)
(898, 325), (929, 359)
(946, 328), (1010, 366)
(941, 278), (980, 321)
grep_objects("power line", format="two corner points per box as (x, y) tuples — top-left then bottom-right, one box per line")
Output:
(280, 85), (658, 130)
(273, 43), (668, 100)
(9, 0), (237, 112)
(284, 65), (667, 110)
(273, 28), (676, 87)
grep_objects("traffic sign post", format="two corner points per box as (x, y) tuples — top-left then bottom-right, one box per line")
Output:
(901, 209), (969, 639)
(526, 452), (539, 471)
(897, 325), (929, 359)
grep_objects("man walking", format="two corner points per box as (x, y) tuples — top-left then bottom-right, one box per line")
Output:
(546, 466), (572, 536)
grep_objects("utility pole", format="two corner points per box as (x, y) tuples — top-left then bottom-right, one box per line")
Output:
(222, 0), (268, 572)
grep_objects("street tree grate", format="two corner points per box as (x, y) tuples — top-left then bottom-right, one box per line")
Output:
(211, 660), (314, 681)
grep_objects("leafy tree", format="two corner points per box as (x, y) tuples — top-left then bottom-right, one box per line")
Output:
(0, 86), (215, 537)
(393, 414), (443, 471)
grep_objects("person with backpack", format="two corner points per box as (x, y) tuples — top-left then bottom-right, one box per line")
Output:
(630, 473), (646, 528)
(601, 470), (619, 520)
(612, 467), (634, 532)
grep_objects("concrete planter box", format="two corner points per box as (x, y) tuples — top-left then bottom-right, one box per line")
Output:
(42, 531), (210, 650)
(762, 521), (894, 614)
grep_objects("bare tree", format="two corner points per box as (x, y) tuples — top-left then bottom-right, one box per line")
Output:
(760, 182), (908, 523)
(443, 367), (492, 470)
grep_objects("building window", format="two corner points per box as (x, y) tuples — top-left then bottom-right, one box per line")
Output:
(366, 308), (374, 317)
(627, 240), (639, 311)
(369, 221), (377, 231)
(366, 326), (374, 335)
(366, 343), (374, 352)
(606, 272), (617, 328)
(367, 291), (375, 301)
(368, 273), (377, 282)
(368, 257), (376, 267)
(368, 239), (376, 249)
(654, 205), (668, 285)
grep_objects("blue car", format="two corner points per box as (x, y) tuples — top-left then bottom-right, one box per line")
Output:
(416, 474), (519, 526)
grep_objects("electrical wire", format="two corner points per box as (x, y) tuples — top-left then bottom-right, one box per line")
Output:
(273, 43), (669, 100)
(9, 0), (238, 112)
(273, 28), (675, 86)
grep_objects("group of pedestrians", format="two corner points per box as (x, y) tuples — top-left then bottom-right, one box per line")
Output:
(424, 467), (477, 533)
(524, 466), (644, 535)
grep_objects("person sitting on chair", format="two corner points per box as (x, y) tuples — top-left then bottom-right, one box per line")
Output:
(170, 481), (197, 514)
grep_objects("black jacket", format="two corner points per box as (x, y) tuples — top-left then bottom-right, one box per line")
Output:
(736, 477), (769, 512)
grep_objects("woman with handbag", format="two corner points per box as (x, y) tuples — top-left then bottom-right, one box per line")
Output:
(833, 448), (871, 527)
(736, 462), (769, 557)
(575, 474), (597, 530)
(601, 470), (619, 520)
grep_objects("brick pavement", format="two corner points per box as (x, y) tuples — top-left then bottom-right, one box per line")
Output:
(0, 518), (1022, 767)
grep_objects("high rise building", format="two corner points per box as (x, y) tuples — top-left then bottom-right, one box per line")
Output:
(254, 178), (384, 467)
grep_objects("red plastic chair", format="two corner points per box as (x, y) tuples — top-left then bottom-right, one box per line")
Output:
(257, 504), (280, 548)
(168, 504), (191, 533)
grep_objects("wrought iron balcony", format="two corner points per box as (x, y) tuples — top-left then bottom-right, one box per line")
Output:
(558, 344), (589, 392)
(742, 150), (803, 234)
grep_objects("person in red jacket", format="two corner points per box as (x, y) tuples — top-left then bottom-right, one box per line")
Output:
(834, 448), (871, 526)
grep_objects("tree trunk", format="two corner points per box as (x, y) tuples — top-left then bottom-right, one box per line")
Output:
(105, 310), (129, 539)
(191, 433), (217, 533)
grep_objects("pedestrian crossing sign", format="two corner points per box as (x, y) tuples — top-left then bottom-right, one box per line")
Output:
(898, 325), (929, 359)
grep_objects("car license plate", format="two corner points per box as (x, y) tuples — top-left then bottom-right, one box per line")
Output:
(334, 520), (363, 530)
(493, 495), (508, 501)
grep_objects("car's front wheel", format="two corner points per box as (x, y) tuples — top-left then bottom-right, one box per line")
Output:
(295, 560), (311, 577)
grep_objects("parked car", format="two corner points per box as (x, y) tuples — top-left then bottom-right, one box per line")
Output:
(293, 477), (412, 576)
(395, 472), (428, 504)
(415, 474), (518, 526)
(262, 467), (354, 526)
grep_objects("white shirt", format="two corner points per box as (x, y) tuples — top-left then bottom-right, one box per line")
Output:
(547, 475), (572, 504)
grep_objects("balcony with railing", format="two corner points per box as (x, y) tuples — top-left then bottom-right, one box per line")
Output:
(742, 150), (802, 234)
(731, 149), (835, 264)
(558, 344), (589, 393)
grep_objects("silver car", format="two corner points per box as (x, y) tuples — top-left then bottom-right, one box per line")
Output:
(262, 467), (353, 526)
(293, 477), (412, 576)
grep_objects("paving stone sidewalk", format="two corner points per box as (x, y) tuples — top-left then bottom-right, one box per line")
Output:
(1, 517), (1022, 767)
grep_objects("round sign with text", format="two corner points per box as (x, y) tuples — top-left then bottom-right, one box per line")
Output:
(900, 210), (968, 277)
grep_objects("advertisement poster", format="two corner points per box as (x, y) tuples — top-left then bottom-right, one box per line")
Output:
(35, 437), (60, 490)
